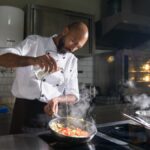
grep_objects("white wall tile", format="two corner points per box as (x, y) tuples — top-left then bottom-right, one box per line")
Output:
(0, 68), (15, 97)
(78, 56), (93, 84)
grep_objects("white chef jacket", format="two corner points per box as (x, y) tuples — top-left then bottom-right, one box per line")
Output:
(0, 35), (79, 103)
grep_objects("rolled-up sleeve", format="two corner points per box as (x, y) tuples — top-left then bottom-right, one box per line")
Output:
(65, 57), (79, 102)
(0, 35), (38, 56)
(0, 46), (21, 56)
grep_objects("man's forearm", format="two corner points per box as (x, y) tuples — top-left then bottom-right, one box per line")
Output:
(57, 94), (77, 104)
(0, 53), (35, 68)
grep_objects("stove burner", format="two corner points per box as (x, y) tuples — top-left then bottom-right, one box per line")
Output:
(38, 133), (129, 150)
(49, 142), (95, 150)
(39, 133), (95, 150)
(98, 123), (150, 150)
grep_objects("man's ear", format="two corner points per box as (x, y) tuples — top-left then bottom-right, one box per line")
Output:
(62, 27), (69, 35)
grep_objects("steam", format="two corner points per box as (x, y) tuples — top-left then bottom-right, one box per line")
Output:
(58, 83), (96, 122)
(126, 94), (150, 110)
(69, 83), (96, 121)
(125, 80), (135, 88)
(124, 80), (150, 110)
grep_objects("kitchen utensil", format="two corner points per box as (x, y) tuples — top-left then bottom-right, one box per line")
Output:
(135, 116), (150, 128)
(123, 113), (150, 129)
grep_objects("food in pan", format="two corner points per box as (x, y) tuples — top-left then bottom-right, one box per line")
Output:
(50, 122), (89, 137)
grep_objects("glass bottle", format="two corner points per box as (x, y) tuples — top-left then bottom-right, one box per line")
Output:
(34, 51), (59, 80)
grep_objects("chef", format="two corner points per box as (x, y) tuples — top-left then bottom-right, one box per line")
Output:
(0, 21), (89, 134)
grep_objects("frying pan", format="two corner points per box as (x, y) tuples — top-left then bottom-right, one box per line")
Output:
(48, 116), (97, 144)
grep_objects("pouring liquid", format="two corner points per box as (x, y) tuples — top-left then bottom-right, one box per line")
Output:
(65, 94), (69, 127)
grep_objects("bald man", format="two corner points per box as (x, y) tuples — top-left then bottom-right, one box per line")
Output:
(0, 22), (89, 134)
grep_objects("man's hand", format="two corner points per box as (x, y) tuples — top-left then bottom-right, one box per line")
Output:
(33, 54), (59, 73)
(44, 98), (59, 116)
(43, 95), (77, 116)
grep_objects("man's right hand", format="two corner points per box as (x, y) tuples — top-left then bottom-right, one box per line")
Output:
(32, 54), (58, 73)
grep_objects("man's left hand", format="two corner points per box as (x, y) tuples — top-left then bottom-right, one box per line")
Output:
(44, 98), (58, 116)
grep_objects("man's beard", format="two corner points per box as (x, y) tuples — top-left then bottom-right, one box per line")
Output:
(57, 37), (68, 54)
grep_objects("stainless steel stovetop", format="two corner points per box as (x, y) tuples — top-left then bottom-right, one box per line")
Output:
(38, 120), (150, 150)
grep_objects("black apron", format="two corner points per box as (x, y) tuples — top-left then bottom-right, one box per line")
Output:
(9, 98), (51, 134)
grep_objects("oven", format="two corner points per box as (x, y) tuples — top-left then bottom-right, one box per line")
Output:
(94, 49), (150, 100)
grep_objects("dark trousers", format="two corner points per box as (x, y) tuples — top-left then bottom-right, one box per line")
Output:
(9, 98), (50, 134)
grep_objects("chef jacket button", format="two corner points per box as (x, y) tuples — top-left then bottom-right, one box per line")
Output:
(63, 57), (65, 59)
(61, 70), (64, 73)
(43, 79), (46, 81)
(56, 84), (59, 86)
(70, 69), (72, 72)
(41, 94), (44, 97)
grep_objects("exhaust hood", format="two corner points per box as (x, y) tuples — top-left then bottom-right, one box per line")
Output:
(96, 0), (150, 50)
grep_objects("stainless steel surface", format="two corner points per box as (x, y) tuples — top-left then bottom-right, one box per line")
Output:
(136, 117), (150, 129)
(97, 132), (128, 146)
(96, 119), (135, 128)
(0, 134), (52, 150)
(97, 119), (149, 150)
(123, 113), (150, 129)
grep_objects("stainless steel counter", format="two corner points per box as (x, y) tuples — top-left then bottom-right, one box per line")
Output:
(96, 119), (136, 128)
(96, 119), (149, 150)
(0, 134), (52, 150)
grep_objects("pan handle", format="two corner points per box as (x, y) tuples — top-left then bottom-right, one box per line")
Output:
(135, 117), (150, 129)
(122, 113), (145, 126)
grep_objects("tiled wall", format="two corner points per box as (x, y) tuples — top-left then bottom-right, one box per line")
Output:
(78, 57), (93, 84)
(0, 67), (15, 110)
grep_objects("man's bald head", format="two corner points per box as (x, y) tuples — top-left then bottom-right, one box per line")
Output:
(67, 21), (89, 34)
(56, 21), (89, 54)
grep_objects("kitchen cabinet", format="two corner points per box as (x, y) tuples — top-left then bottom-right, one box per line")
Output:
(25, 4), (94, 56)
